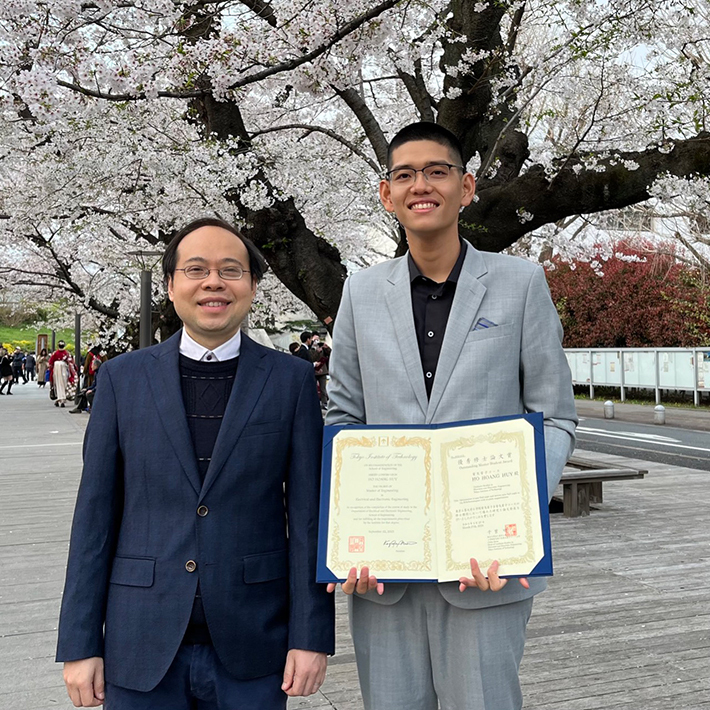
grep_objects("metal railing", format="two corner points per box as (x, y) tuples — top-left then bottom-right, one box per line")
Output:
(564, 347), (710, 405)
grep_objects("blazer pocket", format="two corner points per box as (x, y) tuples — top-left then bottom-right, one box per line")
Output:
(110, 556), (155, 587)
(464, 323), (514, 344)
(243, 549), (288, 584)
(241, 417), (285, 437)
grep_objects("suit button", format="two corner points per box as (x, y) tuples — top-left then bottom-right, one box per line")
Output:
(197, 505), (209, 517)
(185, 560), (197, 573)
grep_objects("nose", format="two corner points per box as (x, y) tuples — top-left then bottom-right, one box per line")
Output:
(201, 269), (225, 289)
(410, 170), (431, 192)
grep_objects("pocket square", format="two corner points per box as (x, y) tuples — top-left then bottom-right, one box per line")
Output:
(473, 317), (498, 331)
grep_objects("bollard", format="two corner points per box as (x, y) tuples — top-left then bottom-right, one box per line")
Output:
(654, 404), (666, 425)
(604, 400), (615, 419)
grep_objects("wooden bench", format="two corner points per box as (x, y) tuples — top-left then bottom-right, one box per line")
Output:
(556, 455), (647, 518)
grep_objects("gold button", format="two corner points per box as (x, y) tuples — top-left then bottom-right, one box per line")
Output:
(197, 505), (209, 517)
(185, 560), (197, 573)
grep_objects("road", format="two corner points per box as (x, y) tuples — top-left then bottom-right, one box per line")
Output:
(576, 416), (710, 471)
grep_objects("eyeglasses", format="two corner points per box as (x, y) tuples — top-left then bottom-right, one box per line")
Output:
(175, 265), (251, 280)
(385, 163), (465, 185)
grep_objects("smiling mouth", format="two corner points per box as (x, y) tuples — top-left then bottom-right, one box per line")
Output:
(409, 202), (438, 211)
(200, 301), (231, 308)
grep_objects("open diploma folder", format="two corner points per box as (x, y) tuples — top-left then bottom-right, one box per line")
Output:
(317, 413), (552, 583)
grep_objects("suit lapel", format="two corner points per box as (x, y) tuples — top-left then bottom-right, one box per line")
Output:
(385, 258), (428, 418)
(146, 331), (202, 495)
(426, 244), (488, 423)
(199, 334), (272, 501)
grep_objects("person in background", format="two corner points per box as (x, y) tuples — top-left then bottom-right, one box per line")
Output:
(37, 348), (49, 388)
(25, 351), (36, 381)
(49, 341), (76, 408)
(11, 347), (27, 384)
(70, 361), (100, 414)
(0, 347), (14, 395)
(83, 346), (102, 389)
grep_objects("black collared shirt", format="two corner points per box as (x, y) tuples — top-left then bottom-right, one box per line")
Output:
(409, 241), (466, 398)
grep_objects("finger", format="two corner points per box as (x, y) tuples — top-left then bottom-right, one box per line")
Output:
(376, 582), (385, 595)
(487, 560), (508, 592)
(341, 567), (358, 595)
(326, 583), (336, 593)
(67, 686), (81, 708)
(79, 683), (99, 707)
(94, 662), (105, 702)
(281, 653), (295, 691)
(367, 575), (378, 591)
(286, 672), (307, 697)
(469, 558), (490, 591)
(355, 567), (371, 594)
(519, 577), (530, 589)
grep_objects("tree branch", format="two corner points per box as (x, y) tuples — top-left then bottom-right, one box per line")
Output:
(334, 87), (388, 166)
(251, 123), (380, 172)
(461, 133), (710, 252)
(236, 0), (277, 27)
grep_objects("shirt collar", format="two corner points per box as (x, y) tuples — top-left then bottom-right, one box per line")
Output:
(408, 238), (466, 285)
(179, 328), (242, 362)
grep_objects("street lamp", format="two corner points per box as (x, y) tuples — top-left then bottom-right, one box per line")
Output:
(128, 251), (163, 349)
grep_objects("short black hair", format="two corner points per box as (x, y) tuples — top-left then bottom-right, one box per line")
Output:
(162, 217), (267, 284)
(300, 331), (312, 343)
(387, 122), (465, 171)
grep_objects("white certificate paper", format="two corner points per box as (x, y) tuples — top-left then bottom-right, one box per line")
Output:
(317, 414), (551, 582)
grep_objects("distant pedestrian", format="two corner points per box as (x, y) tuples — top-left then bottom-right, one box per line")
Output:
(25, 351), (36, 381)
(293, 331), (313, 362)
(37, 349), (49, 388)
(0, 347), (14, 395)
(11, 347), (27, 384)
(49, 341), (76, 408)
(83, 345), (102, 389)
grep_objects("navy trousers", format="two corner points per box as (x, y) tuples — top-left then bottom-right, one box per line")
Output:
(105, 644), (287, 710)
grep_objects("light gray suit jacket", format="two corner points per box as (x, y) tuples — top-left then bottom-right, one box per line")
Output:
(326, 241), (578, 610)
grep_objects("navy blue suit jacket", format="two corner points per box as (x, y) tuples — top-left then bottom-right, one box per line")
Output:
(56, 331), (334, 691)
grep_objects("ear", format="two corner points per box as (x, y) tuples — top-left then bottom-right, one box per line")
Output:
(250, 276), (258, 298)
(379, 179), (396, 213)
(167, 277), (175, 303)
(460, 172), (476, 208)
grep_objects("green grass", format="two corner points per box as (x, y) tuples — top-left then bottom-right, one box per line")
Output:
(0, 325), (80, 351)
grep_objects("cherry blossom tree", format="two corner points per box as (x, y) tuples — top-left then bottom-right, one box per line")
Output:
(0, 0), (708, 343)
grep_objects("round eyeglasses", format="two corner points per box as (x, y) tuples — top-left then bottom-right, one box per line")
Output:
(175, 265), (251, 280)
(385, 163), (465, 185)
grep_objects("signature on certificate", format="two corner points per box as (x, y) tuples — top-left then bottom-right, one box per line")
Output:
(383, 540), (418, 548)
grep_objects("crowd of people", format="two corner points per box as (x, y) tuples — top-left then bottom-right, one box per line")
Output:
(289, 330), (331, 409)
(0, 341), (103, 412)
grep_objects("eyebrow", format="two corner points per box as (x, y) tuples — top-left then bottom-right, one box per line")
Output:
(390, 160), (454, 171)
(182, 256), (245, 266)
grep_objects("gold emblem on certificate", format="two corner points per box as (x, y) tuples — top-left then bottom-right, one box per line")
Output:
(318, 414), (551, 582)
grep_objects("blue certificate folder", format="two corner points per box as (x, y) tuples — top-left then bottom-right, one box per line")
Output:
(317, 412), (553, 583)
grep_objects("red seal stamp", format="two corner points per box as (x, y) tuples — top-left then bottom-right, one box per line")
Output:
(349, 536), (365, 553)
(505, 524), (517, 537)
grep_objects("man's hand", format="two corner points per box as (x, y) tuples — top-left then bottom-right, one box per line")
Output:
(458, 558), (530, 593)
(63, 657), (105, 707)
(326, 566), (384, 596)
(281, 649), (327, 697)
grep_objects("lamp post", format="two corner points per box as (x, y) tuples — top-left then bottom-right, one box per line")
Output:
(128, 251), (163, 349)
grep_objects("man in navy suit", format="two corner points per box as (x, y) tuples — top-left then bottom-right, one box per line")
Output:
(57, 217), (334, 708)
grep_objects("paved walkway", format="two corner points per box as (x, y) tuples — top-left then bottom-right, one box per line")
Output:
(576, 398), (710, 432)
(1, 385), (709, 708)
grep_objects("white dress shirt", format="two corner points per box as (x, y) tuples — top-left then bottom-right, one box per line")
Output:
(179, 329), (242, 362)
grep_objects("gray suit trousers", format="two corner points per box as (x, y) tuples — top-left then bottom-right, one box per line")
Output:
(350, 586), (533, 710)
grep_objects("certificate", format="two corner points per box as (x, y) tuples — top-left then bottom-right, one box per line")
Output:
(317, 413), (552, 583)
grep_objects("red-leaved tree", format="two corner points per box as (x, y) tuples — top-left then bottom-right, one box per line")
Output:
(545, 241), (710, 348)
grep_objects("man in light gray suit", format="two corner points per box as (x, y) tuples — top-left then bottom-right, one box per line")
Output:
(325, 123), (577, 710)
